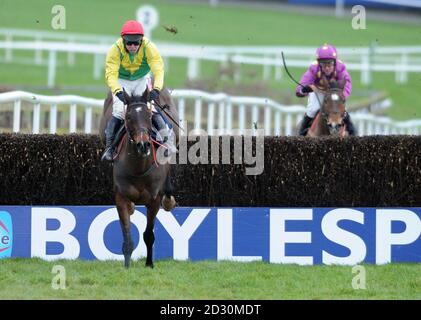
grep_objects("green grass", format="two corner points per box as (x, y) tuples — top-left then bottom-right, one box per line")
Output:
(0, 258), (421, 299)
(0, 0), (420, 120)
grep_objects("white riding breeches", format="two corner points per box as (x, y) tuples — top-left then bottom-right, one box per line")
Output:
(306, 92), (325, 118)
(112, 76), (150, 120)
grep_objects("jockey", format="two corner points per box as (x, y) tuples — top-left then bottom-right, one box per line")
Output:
(102, 20), (176, 161)
(295, 44), (356, 136)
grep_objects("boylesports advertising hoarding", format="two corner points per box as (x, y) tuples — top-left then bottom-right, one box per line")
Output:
(1, 206), (420, 265)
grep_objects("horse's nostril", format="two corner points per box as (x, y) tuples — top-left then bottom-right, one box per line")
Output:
(136, 141), (151, 156)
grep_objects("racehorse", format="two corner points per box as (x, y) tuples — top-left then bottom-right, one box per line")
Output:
(305, 79), (349, 137)
(99, 88), (179, 268)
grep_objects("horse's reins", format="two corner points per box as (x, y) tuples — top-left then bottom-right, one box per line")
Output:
(119, 101), (159, 177)
(153, 100), (185, 133)
(115, 95), (179, 176)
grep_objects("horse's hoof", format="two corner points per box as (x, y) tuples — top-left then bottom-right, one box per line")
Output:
(145, 262), (154, 269)
(162, 195), (176, 211)
(124, 257), (131, 269)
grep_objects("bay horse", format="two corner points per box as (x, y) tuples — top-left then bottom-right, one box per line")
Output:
(99, 88), (179, 268)
(306, 79), (349, 137)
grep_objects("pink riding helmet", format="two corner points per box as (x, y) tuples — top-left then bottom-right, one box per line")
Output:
(316, 44), (338, 60)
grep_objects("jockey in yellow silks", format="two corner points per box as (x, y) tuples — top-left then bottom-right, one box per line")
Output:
(102, 20), (175, 161)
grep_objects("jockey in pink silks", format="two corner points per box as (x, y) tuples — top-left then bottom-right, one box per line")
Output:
(295, 44), (356, 136)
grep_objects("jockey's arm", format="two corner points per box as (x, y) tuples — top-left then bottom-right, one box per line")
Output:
(296, 65), (317, 97)
(342, 73), (352, 99)
(105, 45), (122, 94)
(337, 62), (352, 99)
(145, 41), (165, 91)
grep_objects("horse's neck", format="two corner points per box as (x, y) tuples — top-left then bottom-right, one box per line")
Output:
(315, 112), (330, 136)
(317, 116), (330, 135)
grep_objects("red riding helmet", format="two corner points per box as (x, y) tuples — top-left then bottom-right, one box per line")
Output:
(121, 20), (144, 36)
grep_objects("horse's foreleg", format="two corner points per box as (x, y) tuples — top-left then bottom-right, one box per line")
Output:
(162, 172), (176, 211)
(144, 196), (160, 268)
(116, 191), (135, 268)
(164, 172), (173, 196)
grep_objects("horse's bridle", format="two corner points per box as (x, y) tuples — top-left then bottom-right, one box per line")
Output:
(124, 101), (152, 144)
(320, 90), (347, 130)
(123, 101), (158, 178)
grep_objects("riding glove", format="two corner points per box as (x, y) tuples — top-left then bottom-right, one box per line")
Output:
(301, 85), (313, 93)
(115, 90), (126, 104)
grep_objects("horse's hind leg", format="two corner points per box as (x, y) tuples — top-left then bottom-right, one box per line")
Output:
(144, 196), (160, 268)
(116, 192), (135, 268)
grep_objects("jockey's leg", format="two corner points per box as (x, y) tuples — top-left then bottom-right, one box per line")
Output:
(299, 92), (323, 136)
(101, 92), (125, 162)
(132, 76), (149, 99)
(152, 112), (177, 156)
(343, 112), (357, 136)
(298, 115), (314, 136)
(101, 116), (124, 161)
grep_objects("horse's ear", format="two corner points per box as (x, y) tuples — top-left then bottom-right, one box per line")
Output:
(123, 88), (131, 105)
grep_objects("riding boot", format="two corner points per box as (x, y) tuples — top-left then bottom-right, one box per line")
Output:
(298, 115), (314, 136)
(101, 116), (124, 162)
(343, 112), (357, 136)
(152, 113), (177, 156)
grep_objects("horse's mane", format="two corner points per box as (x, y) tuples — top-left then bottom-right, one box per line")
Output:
(131, 95), (146, 103)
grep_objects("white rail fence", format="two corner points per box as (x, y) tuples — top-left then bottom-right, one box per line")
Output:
(0, 90), (420, 136)
(1, 28), (421, 86)
(0, 91), (103, 134)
